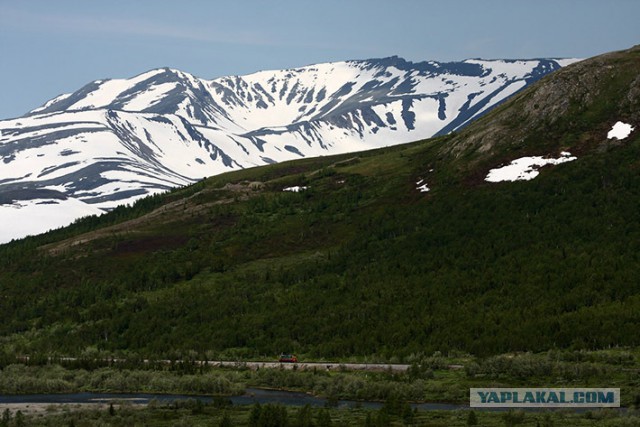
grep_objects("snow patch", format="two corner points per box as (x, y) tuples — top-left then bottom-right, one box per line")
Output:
(485, 152), (577, 183)
(607, 121), (634, 140)
(283, 186), (307, 192)
(416, 179), (430, 193)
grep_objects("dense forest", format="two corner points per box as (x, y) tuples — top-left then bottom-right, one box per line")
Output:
(0, 127), (639, 359)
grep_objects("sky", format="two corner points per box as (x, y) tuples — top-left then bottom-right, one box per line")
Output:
(1, 0), (639, 119)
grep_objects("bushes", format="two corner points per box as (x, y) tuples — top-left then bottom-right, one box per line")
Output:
(0, 364), (245, 395)
(252, 368), (428, 402)
(249, 403), (289, 427)
(465, 353), (612, 382)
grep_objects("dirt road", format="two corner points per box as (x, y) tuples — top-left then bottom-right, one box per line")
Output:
(204, 360), (411, 372)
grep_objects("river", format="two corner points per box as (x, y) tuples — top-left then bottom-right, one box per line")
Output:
(0, 388), (464, 411)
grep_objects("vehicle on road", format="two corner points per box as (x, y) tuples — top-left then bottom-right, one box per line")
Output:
(278, 353), (298, 363)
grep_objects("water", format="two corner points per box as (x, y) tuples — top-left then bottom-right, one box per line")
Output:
(0, 388), (465, 411)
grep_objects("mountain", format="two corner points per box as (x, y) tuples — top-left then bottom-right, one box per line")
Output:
(0, 45), (637, 359)
(0, 56), (577, 242)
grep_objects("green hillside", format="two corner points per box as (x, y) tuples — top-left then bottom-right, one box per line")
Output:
(0, 46), (639, 360)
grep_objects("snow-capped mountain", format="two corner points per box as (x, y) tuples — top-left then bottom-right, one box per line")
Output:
(0, 56), (578, 243)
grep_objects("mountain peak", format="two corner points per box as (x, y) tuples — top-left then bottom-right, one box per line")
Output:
(0, 55), (574, 243)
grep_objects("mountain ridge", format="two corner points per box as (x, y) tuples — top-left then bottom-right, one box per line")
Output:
(0, 55), (577, 243)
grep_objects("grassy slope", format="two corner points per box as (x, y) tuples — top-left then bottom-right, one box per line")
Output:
(0, 47), (639, 360)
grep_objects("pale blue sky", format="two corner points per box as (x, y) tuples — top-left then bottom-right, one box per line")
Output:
(1, 0), (638, 119)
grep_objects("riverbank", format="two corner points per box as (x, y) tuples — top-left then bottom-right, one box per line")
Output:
(2, 396), (639, 427)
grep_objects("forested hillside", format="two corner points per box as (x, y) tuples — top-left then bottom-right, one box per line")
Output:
(0, 46), (638, 360)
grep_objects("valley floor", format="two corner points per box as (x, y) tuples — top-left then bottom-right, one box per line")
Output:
(1, 349), (640, 425)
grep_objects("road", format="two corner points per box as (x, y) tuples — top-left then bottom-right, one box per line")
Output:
(21, 356), (464, 372)
(204, 360), (411, 372)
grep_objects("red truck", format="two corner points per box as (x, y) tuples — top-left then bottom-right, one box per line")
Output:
(278, 353), (298, 363)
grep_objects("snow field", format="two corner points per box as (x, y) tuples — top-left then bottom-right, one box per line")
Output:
(485, 152), (577, 182)
(0, 198), (103, 243)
